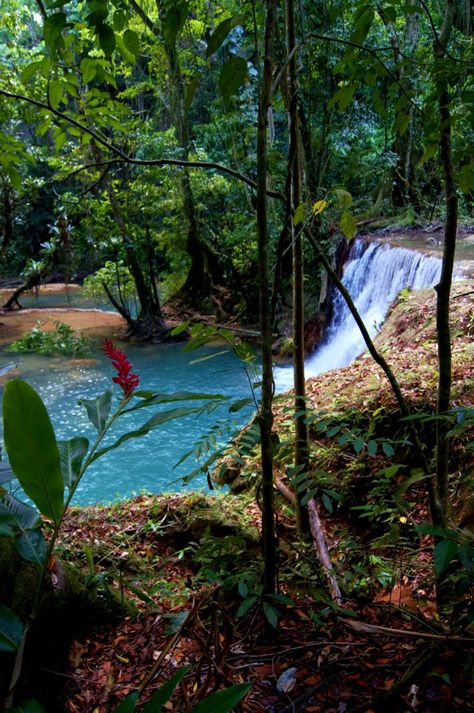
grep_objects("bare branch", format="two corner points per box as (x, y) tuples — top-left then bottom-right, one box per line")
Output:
(0, 88), (285, 201)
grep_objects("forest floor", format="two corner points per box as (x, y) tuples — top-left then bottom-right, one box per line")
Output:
(41, 280), (474, 713)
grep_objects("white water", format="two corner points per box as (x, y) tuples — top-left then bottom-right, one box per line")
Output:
(274, 239), (443, 391)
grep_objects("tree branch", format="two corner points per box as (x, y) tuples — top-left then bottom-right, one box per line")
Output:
(0, 88), (285, 201)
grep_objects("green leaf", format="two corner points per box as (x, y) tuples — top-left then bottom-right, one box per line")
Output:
(340, 212), (357, 241)
(8, 700), (46, 713)
(229, 398), (253, 413)
(57, 437), (89, 489)
(54, 130), (67, 151)
(353, 435), (364, 454)
(191, 684), (251, 713)
(123, 391), (226, 413)
(333, 188), (352, 209)
(415, 524), (458, 538)
(367, 440), (378, 457)
(382, 442), (395, 457)
(99, 24), (116, 56)
(110, 692), (139, 713)
(43, 12), (66, 53)
(49, 79), (63, 109)
(21, 61), (44, 84)
(434, 539), (458, 577)
(0, 511), (17, 536)
(163, 610), (189, 635)
(219, 56), (248, 103)
(142, 668), (191, 712)
(113, 10), (128, 31)
(78, 390), (112, 433)
(3, 380), (64, 525)
(80, 58), (97, 84)
(322, 492), (333, 513)
(15, 529), (47, 565)
(262, 601), (278, 628)
(123, 29), (140, 59)
(293, 202), (305, 226)
(0, 495), (39, 530)
(163, 2), (188, 47)
(184, 75), (199, 113)
(206, 15), (245, 58)
(236, 595), (257, 617)
(0, 603), (24, 652)
(458, 164), (474, 193)
(238, 581), (248, 598)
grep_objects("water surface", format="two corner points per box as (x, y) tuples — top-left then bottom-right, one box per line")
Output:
(1, 341), (255, 505)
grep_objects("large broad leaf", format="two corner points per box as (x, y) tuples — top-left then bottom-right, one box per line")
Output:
(58, 437), (89, 489)
(91, 406), (208, 462)
(141, 668), (191, 712)
(219, 56), (248, 103)
(15, 529), (47, 565)
(78, 390), (112, 433)
(191, 683), (252, 713)
(163, 1), (188, 47)
(3, 380), (64, 525)
(43, 12), (66, 53)
(98, 24), (116, 57)
(0, 603), (24, 652)
(123, 29), (140, 59)
(0, 495), (40, 531)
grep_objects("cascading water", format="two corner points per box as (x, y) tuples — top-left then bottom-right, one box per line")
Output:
(274, 239), (442, 391)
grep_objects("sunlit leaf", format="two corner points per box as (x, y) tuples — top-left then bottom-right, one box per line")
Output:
(340, 211), (357, 241)
(312, 199), (328, 215)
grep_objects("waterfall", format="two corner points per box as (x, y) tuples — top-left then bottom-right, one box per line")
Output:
(274, 239), (442, 391)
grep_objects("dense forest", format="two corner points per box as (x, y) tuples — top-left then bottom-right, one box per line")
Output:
(0, 0), (473, 711)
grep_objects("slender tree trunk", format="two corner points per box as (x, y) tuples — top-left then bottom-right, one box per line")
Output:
(257, 0), (279, 598)
(286, 0), (310, 535)
(433, 0), (458, 526)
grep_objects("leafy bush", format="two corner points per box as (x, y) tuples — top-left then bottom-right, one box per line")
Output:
(9, 321), (90, 357)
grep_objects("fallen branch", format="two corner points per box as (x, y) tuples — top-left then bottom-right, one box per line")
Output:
(308, 499), (342, 604)
(344, 618), (474, 642)
(274, 479), (342, 604)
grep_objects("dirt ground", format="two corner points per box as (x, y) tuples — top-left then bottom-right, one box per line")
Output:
(0, 284), (126, 346)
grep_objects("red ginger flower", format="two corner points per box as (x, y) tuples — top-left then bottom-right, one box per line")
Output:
(102, 339), (139, 397)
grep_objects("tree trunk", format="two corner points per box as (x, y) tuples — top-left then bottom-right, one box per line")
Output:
(90, 143), (168, 340)
(257, 0), (279, 598)
(433, 0), (458, 527)
(286, 0), (310, 536)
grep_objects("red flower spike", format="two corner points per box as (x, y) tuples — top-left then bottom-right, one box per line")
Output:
(102, 339), (140, 397)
